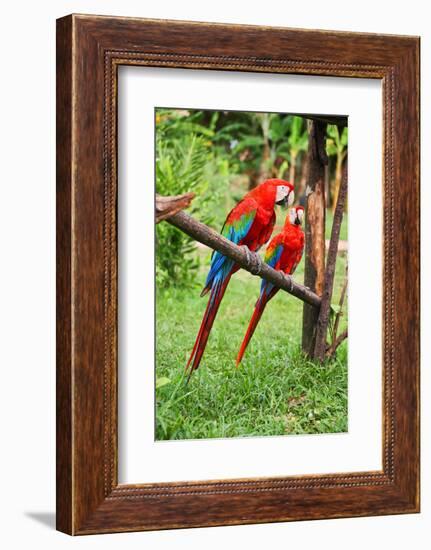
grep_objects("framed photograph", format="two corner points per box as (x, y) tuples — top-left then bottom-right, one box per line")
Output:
(56, 14), (420, 534)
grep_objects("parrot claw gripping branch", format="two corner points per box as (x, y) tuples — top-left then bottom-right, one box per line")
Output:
(155, 116), (348, 376)
(239, 245), (264, 276)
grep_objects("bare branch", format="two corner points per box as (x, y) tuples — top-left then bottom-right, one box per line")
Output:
(326, 329), (348, 357)
(155, 192), (195, 223)
(313, 159), (348, 361)
(332, 267), (348, 341)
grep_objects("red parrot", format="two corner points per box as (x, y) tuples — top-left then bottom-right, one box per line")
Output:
(186, 179), (295, 378)
(236, 205), (305, 366)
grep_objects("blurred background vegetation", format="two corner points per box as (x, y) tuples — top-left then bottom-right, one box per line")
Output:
(155, 108), (348, 440)
(155, 108), (347, 289)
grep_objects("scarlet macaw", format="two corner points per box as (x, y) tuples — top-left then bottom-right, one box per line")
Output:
(186, 179), (295, 377)
(236, 205), (305, 366)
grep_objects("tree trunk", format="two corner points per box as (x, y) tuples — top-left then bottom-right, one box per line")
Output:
(302, 121), (328, 356)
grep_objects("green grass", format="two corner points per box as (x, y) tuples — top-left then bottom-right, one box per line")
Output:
(155, 250), (348, 441)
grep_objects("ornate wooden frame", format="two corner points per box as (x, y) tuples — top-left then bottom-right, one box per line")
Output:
(56, 14), (420, 534)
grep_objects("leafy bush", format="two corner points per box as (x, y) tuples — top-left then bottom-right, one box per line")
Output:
(155, 110), (230, 288)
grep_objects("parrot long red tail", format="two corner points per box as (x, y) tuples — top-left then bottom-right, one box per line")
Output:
(186, 275), (231, 379)
(236, 298), (267, 367)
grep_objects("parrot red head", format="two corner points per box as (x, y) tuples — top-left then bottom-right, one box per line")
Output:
(250, 179), (295, 210)
(288, 205), (305, 226)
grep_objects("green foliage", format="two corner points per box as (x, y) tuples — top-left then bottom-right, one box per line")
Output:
(156, 133), (208, 288)
(155, 376), (171, 389)
(326, 124), (348, 156)
(155, 109), (231, 288)
(326, 124), (348, 210)
(286, 116), (309, 157)
(227, 113), (308, 180)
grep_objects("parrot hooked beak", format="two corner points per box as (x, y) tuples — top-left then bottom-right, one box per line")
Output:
(275, 185), (295, 207)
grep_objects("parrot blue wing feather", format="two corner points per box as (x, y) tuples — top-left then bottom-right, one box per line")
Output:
(203, 209), (257, 292)
(259, 243), (284, 299)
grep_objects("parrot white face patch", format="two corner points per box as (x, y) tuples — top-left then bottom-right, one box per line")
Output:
(297, 208), (304, 224)
(276, 185), (295, 207)
(275, 185), (288, 203)
(288, 190), (295, 206)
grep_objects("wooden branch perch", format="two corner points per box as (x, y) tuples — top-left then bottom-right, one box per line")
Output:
(156, 200), (321, 308)
(155, 192), (195, 223)
(313, 159), (348, 361)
